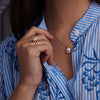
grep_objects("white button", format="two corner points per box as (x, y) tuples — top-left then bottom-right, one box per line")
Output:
(74, 29), (80, 36)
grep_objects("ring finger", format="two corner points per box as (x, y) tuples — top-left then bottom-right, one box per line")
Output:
(22, 40), (49, 48)
(19, 34), (50, 45)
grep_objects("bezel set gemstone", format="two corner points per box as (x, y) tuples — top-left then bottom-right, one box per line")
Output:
(66, 47), (71, 54)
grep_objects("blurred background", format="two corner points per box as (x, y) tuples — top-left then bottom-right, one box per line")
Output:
(0, 0), (11, 41)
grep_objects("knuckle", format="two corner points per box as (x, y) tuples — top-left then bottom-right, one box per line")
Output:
(41, 28), (48, 33)
(28, 26), (37, 33)
(41, 35), (46, 39)
(15, 42), (20, 48)
(31, 26), (37, 30)
(47, 41), (51, 46)
(43, 38), (49, 43)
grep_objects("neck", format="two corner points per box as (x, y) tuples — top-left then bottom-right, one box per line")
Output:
(44, 0), (91, 36)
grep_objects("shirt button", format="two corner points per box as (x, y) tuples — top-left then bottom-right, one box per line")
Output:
(74, 29), (80, 36)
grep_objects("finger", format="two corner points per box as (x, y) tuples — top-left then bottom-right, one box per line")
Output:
(46, 45), (54, 65)
(21, 26), (54, 40)
(21, 40), (50, 49)
(41, 54), (49, 63)
(34, 45), (53, 65)
(25, 34), (49, 43)
(20, 41), (53, 65)
(36, 45), (53, 65)
(42, 53), (54, 65)
(47, 55), (54, 65)
(18, 34), (51, 47)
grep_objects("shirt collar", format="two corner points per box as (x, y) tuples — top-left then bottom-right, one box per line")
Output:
(38, 2), (100, 46)
(70, 2), (100, 43)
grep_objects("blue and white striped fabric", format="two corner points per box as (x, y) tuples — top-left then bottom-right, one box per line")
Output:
(0, 2), (100, 100)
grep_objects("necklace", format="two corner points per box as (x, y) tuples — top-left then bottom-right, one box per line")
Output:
(66, 44), (73, 54)
(54, 34), (74, 54)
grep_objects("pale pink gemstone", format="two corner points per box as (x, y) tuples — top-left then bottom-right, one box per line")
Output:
(66, 47), (71, 53)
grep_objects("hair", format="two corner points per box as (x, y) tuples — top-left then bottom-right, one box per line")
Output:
(9, 0), (100, 40)
(95, 0), (100, 4)
(9, 0), (44, 39)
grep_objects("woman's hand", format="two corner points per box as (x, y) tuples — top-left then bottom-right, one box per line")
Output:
(16, 26), (54, 88)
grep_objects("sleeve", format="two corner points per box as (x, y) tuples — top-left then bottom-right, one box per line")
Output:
(0, 47), (6, 100)
(0, 34), (18, 100)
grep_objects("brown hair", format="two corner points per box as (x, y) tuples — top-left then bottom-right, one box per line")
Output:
(9, 0), (44, 39)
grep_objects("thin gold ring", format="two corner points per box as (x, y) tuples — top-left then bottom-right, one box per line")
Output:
(32, 37), (39, 45)
(34, 40), (39, 45)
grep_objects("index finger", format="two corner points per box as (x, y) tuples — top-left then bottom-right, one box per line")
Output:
(21, 26), (54, 40)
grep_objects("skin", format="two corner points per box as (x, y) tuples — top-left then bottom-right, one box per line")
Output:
(44, 0), (90, 80)
(9, 0), (90, 100)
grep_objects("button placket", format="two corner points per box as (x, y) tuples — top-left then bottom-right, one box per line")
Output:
(74, 29), (80, 36)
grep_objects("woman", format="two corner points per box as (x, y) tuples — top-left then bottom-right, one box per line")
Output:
(0, 0), (100, 100)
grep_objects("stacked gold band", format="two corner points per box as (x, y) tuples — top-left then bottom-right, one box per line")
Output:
(32, 37), (40, 45)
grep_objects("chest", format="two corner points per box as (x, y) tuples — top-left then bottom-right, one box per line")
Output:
(53, 50), (74, 80)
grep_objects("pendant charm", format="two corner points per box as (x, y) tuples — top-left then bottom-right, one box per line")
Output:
(66, 47), (71, 54)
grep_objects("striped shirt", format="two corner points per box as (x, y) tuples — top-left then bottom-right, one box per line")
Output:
(0, 2), (100, 100)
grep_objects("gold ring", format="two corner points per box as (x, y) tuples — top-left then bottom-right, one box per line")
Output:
(34, 40), (39, 45)
(32, 37), (39, 45)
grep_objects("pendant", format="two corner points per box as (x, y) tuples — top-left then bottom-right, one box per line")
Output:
(66, 47), (71, 54)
